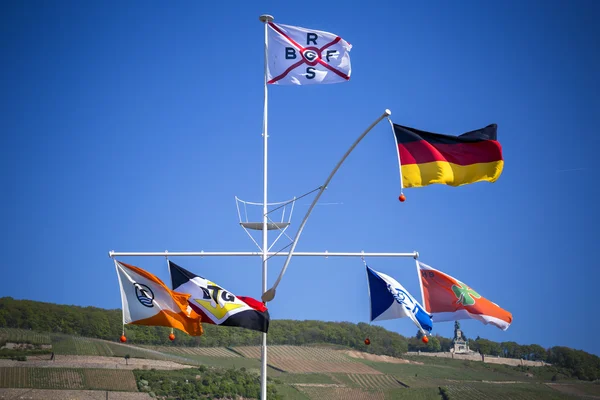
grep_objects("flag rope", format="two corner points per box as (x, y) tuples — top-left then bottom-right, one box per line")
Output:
(266, 187), (320, 215)
(387, 117), (404, 197)
(112, 257), (126, 340)
(360, 256), (372, 325)
(415, 259), (427, 314)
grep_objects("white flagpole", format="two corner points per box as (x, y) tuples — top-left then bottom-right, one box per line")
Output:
(415, 257), (427, 313)
(259, 13), (273, 400)
(165, 254), (174, 338)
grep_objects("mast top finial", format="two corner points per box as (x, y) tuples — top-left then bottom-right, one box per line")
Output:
(259, 15), (274, 23)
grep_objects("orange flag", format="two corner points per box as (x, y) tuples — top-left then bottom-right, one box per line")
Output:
(417, 261), (512, 331)
(114, 260), (203, 336)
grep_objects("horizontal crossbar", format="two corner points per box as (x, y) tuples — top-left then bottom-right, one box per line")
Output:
(109, 250), (418, 258)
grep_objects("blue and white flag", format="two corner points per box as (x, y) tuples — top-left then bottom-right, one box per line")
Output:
(366, 266), (433, 335)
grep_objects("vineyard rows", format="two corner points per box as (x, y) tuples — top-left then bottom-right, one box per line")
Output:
(0, 329), (51, 345)
(233, 346), (352, 362)
(82, 369), (138, 391)
(50, 335), (87, 355)
(73, 337), (113, 356)
(0, 367), (137, 391)
(29, 368), (83, 389)
(48, 335), (193, 364)
(151, 346), (239, 358)
(444, 384), (486, 399)
(106, 342), (195, 365)
(269, 360), (382, 374)
(297, 386), (385, 400)
(346, 373), (405, 388)
(0, 368), (29, 388)
(444, 384), (554, 400)
(52, 335), (116, 357)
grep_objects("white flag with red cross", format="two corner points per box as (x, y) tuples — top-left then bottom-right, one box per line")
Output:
(266, 22), (352, 85)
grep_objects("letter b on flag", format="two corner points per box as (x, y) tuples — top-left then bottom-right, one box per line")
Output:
(285, 47), (296, 59)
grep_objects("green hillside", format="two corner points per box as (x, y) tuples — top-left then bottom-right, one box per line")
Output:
(1, 296), (599, 382)
(0, 297), (407, 355)
(0, 326), (599, 399)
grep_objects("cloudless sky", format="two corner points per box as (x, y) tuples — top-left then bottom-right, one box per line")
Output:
(2, 1), (599, 355)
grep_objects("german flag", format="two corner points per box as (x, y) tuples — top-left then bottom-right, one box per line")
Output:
(393, 123), (503, 188)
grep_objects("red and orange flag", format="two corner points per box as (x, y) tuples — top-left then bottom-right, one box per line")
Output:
(417, 261), (512, 331)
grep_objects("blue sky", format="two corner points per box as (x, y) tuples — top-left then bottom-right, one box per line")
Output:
(2, 1), (599, 355)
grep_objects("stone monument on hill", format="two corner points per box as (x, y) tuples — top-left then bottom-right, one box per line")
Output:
(452, 321), (472, 354)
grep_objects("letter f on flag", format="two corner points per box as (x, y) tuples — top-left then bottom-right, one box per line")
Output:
(266, 22), (352, 85)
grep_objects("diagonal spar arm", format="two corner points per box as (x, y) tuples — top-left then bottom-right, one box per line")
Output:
(262, 109), (392, 303)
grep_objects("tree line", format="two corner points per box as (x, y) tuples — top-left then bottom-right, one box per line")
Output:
(1, 297), (598, 380)
(0, 297), (407, 356)
(407, 330), (600, 381)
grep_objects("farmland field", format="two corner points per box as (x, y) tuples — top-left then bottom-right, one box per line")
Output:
(49, 335), (82, 355)
(231, 345), (380, 374)
(0, 334), (593, 400)
(170, 354), (261, 371)
(0, 329), (51, 345)
(383, 388), (446, 399)
(270, 359), (381, 374)
(545, 382), (600, 397)
(82, 369), (138, 391)
(29, 368), (83, 389)
(403, 355), (545, 380)
(105, 341), (193, 364)
(297, 386), (386, 400)
(51, 335), (115, 357)
(0, 368), (29, 388)
(0, 367), (137, 391)
(49, 335), (196, 365)
(273, 384), (310, 399)
(276, 373), (337, 385)
(443, 382), (582, 399)
(150, 345), (240, 358)
(0, 388), (153, 399)
(233, 345), (354, 362)
(359, 359), (535, 387)
(346, 373), (406, 388)
(73, 336), (113, 356)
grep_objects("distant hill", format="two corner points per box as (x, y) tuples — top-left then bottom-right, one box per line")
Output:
(0, 297), (407, 356)
(1, 297), (599, 381)
(1, 328), (599, 399)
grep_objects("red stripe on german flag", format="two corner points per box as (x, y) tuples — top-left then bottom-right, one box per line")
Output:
(393, 123), (503, 188)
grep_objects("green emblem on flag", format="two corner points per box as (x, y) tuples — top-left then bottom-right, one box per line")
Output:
(452, 283), (481, 306)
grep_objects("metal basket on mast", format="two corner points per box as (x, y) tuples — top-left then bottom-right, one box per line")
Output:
(235, 196), (296, 251)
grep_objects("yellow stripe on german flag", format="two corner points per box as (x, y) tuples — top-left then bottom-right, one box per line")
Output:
(393, 123), (503, 188)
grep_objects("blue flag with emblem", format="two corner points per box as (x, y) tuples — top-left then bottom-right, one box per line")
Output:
(366, 265), (433, 335)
